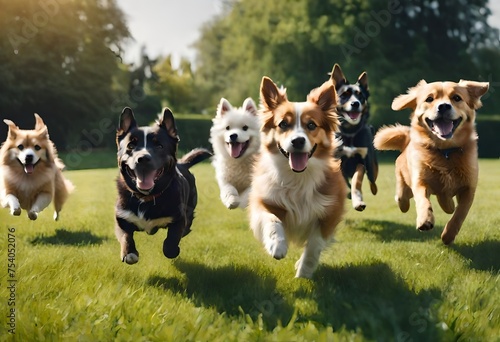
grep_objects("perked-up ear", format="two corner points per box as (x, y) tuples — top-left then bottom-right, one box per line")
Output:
(242, 97), (258, 116)
(33, 113), (48, 137)
(3, 119), (18, 139)
(330, 63), (347, 89)
(391, 80), (427, 111)
(118, 107), (137, 136)
(159, 107), (179, 140)
(459, 80), (489, 109)
(357, 71), (368, 89)
(308, 83), (338, 132)
(260, 76), (287, 112)
(217, 98), (232, 117)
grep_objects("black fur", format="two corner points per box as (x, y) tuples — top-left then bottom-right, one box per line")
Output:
(115, 107), (211, 263)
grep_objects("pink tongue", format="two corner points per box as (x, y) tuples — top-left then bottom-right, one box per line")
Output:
(434, 120), (453, 136)
(289, 153), (308, 172)
(136, 170), (156, 190)
(230, 143), (243, 158)
(24, 164), (34, 174)
(348, 112), (361, 120)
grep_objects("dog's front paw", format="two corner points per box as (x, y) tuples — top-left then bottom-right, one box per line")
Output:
(28, 211), (38, 220)
(122, 253), (139, 264)
(417, 211), (434, 231)
(11, 207), (21, 216)
(53, 211), (60, 221)
(265, 236), (287, 260)
(223, 195), (240, 209)
(163, 242), (180, 259)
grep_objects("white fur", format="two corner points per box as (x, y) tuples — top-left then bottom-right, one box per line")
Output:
(115, 207), (173, 234)
(210, 97), (260, 209)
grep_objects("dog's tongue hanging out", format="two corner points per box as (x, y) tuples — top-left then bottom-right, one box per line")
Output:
(289, 152), (308, 172)
(136, 170), (156, 190)
(24, 164), (34, 174)
(434, 119), (453, 138)
(230, 142), (243, 158)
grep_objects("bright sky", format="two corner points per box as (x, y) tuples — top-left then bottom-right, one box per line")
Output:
(117, 0), (500, 67)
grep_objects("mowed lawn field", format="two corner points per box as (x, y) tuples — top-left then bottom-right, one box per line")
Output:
(0, 160), (499, 341)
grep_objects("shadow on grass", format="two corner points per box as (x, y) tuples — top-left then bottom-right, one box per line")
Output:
(451, 239), (500, 273)
(355, 219), (441, 242)
(30, 228), (107, 246)
(309, 262), (447, 341)
(147, 260), (294, 328)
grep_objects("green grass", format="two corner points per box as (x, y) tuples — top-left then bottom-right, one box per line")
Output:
(0, 161), (499, 341)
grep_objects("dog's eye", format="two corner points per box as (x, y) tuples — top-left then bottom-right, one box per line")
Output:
(452, 95), (462, 102)
(154, 140), (163, 149)
(127, 141), (136, 149)
(34, 145), (41, 151)
(306, 121), (317, 131)
(425, 96), (434, 103)
(17, 144), (24, 151)
(340, 92), (350, 100)
(278, 120), (289, 130)
(226, 126), (230, 131)
(242, 125), (248, 131)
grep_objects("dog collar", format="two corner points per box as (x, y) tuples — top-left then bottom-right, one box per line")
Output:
(438, 147), (463, 159)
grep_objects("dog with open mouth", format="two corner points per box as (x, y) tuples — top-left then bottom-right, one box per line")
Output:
(115, 107), (211, 264)
(248, 77), (346, 278)
(374, 79), (489, 244)
(0, 114), (74, 220)
(210, 97), (260, 209)
(330, 63), (378, 211)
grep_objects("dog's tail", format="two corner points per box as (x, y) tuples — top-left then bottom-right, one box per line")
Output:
(179, 148), (213, 168)
(374, 124), (410, 152)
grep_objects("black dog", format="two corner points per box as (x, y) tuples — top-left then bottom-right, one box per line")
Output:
(330, 64), (378, 211)
(115, 107), (211, 264)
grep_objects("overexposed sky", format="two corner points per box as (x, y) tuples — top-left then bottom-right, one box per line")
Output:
(117, 0), (500, 67)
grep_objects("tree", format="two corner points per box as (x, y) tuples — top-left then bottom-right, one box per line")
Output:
(0, 0), (130, 148)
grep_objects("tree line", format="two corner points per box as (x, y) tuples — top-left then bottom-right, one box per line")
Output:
(0, 0), (499, 149)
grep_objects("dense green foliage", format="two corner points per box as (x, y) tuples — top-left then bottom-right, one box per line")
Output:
(0, 161), (499, 340)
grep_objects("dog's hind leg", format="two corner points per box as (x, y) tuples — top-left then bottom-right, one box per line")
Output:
(53, 172), (74, 220)
(2, 193), (21, 216)
(441, 187), (475, 245)
(295, 228), (327, 279)
(28, 192), (52, 220)
(395, 172), (412, 213)
(115, 218), (139, 264)
(437, 195), (455, 214)
(351, 164), (366, 211)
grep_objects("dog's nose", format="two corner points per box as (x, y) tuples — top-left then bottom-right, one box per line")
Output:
(291, 137), (306, 149)
(351, 101), (360, 109)
(230, 133), (238, 142)
(438, 103), (452, 113)
(25, 154), (34, 164)
(137, 155), (151, 164)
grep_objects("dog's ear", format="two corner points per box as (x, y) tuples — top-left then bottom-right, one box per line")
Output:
(3, 119), (18, 139)
(34, 113), (46, 131)
(391, 80), (427, 111)
(159, 107), (179, 140)
(458, 80), (489, 109)
(260, 76), (287, 112)
(357, 72), (368, 90)
(216, 98), (232, 117)
(330, 63), (347, 89)
(308, 83), (338, 132)
(118, 107), (137, 136)
(242, 97), (258, 116)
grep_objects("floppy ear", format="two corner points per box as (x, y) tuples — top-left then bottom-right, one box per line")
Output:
(216, 98), (232, 117)
(330, 63), (347, 89)
(118, 107), (137, 136)
(159, 107), (179, 140)
(3, 119), (18, 139)
(391, 80), (427, 111)
(260, 76), (287, 112)
(242, 97), (258, 116)
(357, 71), (368, 89)
(459, 80), (489, 109)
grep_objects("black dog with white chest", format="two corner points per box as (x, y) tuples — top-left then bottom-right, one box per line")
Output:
(330, 64), (378, 211)
(115, 107), (211, 264)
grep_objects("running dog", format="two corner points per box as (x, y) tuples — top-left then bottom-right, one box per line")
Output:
(374, 79), (489, 244)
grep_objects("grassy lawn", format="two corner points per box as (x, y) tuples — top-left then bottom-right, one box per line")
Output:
(0, 160), (498, 341)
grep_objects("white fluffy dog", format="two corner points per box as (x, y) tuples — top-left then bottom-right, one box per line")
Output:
(210, 97), (260, 209)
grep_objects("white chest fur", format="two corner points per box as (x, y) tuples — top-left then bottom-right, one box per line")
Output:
(116, 207), (173, 234)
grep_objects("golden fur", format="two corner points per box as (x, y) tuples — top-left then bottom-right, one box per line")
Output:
(374, 79), (489, 244)
(249, 77), (346, 278)
(0, 114), (73, 220)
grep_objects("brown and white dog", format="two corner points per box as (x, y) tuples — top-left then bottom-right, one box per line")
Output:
(249, 77), (346, 278)
(0, 114), (73, 220)
(374, 79), (489, 244)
